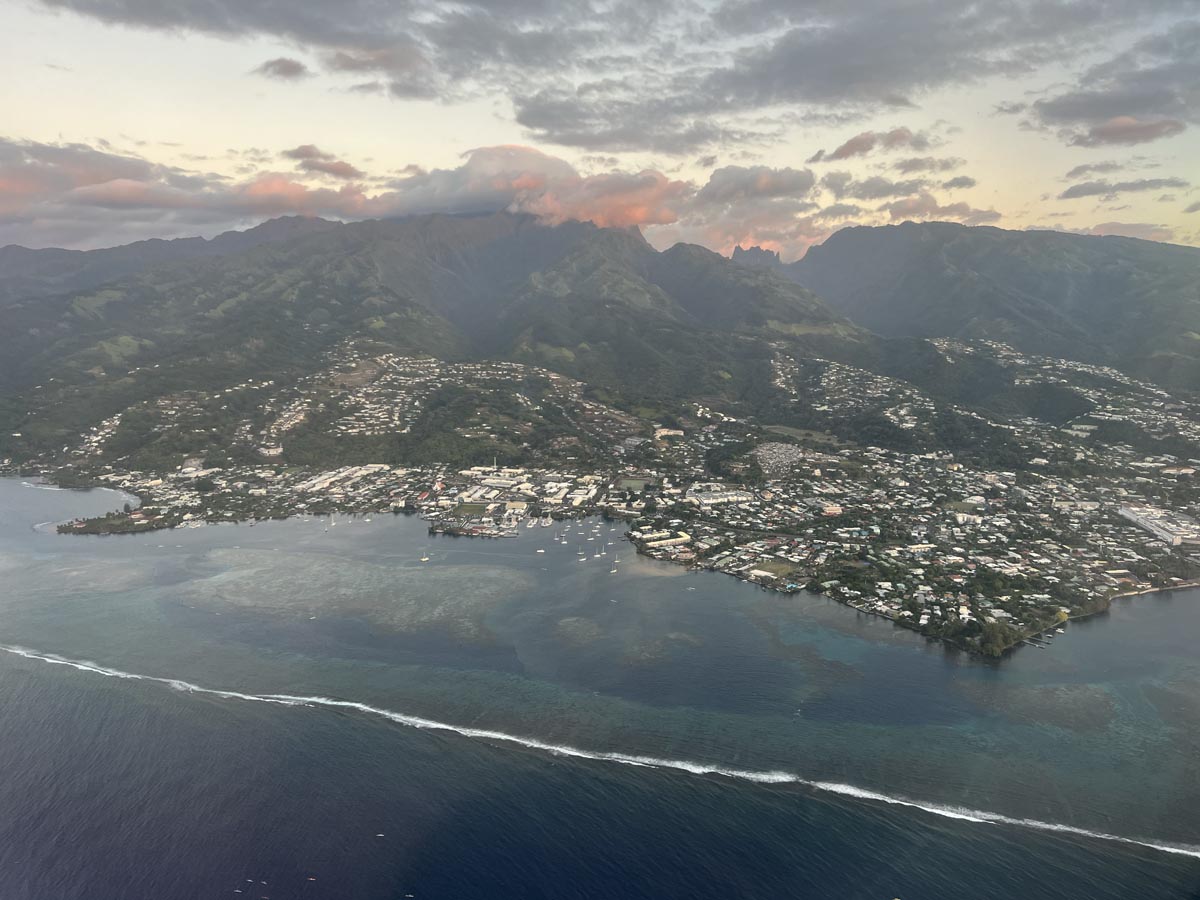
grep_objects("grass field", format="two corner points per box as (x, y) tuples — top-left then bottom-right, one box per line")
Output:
(764, 425), (849, 446)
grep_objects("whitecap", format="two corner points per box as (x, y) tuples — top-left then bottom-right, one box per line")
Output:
(2, 644), (1196, 860)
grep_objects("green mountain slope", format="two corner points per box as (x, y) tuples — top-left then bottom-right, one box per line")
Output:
(754, 221), (1200, 390)
(0, 212), (858, 458)
(0, 216), (340, 308)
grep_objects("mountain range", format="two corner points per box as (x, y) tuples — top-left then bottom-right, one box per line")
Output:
(735, 221), (1200, 389)
(2, 213), (1198, 465)
(0, 212), (859, 457)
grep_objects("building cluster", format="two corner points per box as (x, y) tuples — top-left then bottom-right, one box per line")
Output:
(27, 337), (1200, 656)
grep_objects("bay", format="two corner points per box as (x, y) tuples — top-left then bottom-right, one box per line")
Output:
(0, 476), (1197, 898)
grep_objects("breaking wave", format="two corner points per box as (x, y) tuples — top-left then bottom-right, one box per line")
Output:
(3, 644), (1197, 860)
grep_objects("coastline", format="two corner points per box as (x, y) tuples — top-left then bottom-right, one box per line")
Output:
(630, 537), (1200, 660)
(12, 462), (1198, 662)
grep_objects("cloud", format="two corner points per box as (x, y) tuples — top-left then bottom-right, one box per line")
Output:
(36, 0), (1189, 155)
(826, 127), (928, 160)
(281, 145), (366, 180)
(1063, 160), (1126, 180)
(813, 203), (865, 220)
(3, 135), (1183, 257)
(653, 163), (825, 260)
(1058, 177), (1188, 200)
(893, 156), (962, 174)
(0, 138), (700, 247)
(252, 57), (311, 80)
(1070, 116), (1186, 146)
(1183, 201), (1200, 214)
(992, 101), (1026, 115)
(1085, 221), (1176, 241)
(301, 159), (366, 179)
(879, 192), (1001, 225)
(1032, 22), (1200, 146)
(822, 173), (926, 200)
(694, 166), (815, 204)
(941, 176), (976, 190)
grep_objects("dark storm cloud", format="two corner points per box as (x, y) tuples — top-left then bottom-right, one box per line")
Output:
(252, 57), (311, 80)
(36, 0), (1193, 155)
(1058, 177), (1189, 200)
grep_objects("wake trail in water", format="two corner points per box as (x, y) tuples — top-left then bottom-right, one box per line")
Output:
(3, 644), (1198, 861)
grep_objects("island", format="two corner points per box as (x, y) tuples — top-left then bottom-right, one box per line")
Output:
(10, 337), (1200, 659)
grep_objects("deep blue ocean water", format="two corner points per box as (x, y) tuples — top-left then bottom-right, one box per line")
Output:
(0, 477), (1198, 899)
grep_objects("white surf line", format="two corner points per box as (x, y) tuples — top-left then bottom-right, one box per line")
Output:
(3, 644), (1198, 861)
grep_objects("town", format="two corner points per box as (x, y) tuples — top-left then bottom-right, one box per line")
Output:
(9, 337), (1200, 658)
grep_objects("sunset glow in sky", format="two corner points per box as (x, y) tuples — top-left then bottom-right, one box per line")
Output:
(2, 0), (1198, 257)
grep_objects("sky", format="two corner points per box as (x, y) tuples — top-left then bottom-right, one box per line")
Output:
(1, 0), (1198, 259)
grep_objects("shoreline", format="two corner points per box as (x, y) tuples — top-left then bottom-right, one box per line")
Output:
(10, 466), (1197, 661)
(632, 540), (1200, 660)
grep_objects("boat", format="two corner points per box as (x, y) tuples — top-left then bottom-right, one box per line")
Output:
(536, 548), (546, 554)
(420, 553), (430, 562)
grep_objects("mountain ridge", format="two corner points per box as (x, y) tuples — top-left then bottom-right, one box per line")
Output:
(734, 221), (1200, 390)
(0, 212), (857, 458)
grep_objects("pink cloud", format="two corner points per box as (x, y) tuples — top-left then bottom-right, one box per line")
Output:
(826, 126), (928, 160)
(1071, 116), (1186, 146)
(1086, 221), (1175, 242)
(881, 192), (1000, 225)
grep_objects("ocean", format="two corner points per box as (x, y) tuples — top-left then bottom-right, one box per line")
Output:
(0, 477), (1197, 899)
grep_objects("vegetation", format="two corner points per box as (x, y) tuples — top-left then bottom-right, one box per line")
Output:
(764, 220), (1200, 391)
